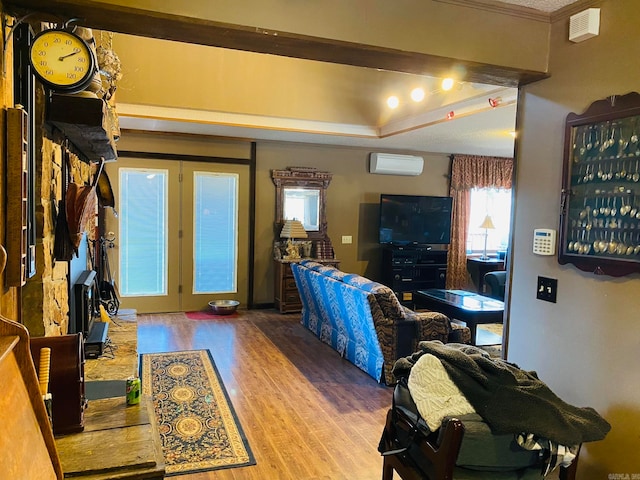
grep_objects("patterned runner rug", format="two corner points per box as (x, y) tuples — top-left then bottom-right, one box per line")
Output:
(140, 350), (255, 476)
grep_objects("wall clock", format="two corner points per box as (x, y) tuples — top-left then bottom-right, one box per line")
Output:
(29, 28), (96, 93)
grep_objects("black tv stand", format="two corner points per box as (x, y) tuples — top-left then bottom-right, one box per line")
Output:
(387, 243), (432, 250)
(380, 245), (448, 308)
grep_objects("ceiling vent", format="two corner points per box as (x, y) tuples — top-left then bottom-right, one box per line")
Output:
(369, 153), (424, 176)
(569, 8), (600, 43)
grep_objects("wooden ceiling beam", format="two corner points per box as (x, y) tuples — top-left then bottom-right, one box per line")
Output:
(4, 0), (547, 87)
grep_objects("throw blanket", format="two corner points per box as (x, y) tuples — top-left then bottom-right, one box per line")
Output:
(407, 353), (475, 431)
(393, 341), (611, 446)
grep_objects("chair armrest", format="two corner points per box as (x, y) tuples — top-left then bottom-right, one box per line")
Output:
(559, 444), (581, 480)
(382, 407), (464, 480)
(448, 324), (471, 344)
(404, 309), (452, 344)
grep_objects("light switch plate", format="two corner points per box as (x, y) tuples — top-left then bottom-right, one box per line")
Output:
(341, 235), (352, 244)
(536, 276), (557, 303)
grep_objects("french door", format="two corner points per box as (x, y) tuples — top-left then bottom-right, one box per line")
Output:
(105, 157), (250, 313)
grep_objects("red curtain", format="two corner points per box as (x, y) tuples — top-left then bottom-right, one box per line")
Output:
(447, 155), (513, 289)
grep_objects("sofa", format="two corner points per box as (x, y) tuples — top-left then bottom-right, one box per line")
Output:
(290, 260), (470, 384)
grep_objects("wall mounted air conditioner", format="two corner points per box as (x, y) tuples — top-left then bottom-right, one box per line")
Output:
(369, 153), (424, 176)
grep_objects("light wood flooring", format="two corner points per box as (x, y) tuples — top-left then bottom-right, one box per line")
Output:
(137, 309), (393, 480)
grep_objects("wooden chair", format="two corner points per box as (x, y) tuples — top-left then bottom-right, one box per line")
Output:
(0, 315), (63, 479)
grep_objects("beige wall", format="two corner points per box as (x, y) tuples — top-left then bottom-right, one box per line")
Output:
(254, 142), (449, 303)
(113, 34), (383, 125)
(510, 1), (639, 477)
(110, 33), (511, 128)
(104, 0), (550, 73)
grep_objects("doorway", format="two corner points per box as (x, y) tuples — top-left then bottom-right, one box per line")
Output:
(105, 156), (250, 313)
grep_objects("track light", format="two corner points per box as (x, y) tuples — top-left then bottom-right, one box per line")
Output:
(488, 97), (502, 108)
(441, 78), (455, 91)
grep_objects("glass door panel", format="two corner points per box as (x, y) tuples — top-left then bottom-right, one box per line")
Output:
(182, 162), (249, 312)
(105, 157), (180, 313)
(193, 172), (238, 294)
(105, 158), (249, 313)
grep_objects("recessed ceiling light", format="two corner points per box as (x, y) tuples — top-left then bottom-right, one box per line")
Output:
(410, 88), (425, 102)
(387, 95), (399, 109)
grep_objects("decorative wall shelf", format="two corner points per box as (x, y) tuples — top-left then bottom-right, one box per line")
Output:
(46, 93), (117, 163)
(6, 107), (29, 286)
(559, 92), (640, 277)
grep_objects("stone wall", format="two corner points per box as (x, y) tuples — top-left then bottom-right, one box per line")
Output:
(22, 133), (92, 337)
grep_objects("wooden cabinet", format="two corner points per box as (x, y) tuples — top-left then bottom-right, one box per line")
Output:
(274, 259), (340, 313)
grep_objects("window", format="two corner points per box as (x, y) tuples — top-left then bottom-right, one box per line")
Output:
(466, 188), (512, 255)
(193, 172), (238, 294)
(119, 168), (168, 296)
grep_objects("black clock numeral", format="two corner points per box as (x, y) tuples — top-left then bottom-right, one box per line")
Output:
(53, 38), (61, 44)
(78, 57), (86, 64)
(46, 69), (54, 76)
(39, 60), (47, 67)
(67, 73), (77, 79)
(74, 66), (84, 72)
(37, 50), (46, 57)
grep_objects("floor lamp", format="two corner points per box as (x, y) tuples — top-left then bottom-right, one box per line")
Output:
(479, 214), (495, 260)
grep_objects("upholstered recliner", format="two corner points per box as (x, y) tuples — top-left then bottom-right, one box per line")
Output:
(484, 271), (507, 301)
(379, 341), (611, 479)
(379, 382), (580, 480)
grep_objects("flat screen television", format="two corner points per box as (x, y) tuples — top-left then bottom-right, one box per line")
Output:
(379, 194), (453, 245)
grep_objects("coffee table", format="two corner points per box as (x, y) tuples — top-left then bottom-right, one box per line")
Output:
(414, 289), (504, 346)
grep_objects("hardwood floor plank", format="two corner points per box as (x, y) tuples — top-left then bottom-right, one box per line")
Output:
(137, 310), (392, 479)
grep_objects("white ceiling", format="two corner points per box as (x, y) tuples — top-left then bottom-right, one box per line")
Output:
(118, 85), (519, 157)
(499, 0), (581, 12)
(118, 0), (580, 158)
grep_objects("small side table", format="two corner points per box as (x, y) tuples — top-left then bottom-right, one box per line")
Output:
(274, 258), (340, 313)
(466, 258), (504, 294)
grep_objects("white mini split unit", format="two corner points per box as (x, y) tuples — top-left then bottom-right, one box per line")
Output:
(369, 153), (424, 176)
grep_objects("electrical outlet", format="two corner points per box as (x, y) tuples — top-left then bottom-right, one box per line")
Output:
(341, 235), (352, 244)
(536, 276), (558, 303)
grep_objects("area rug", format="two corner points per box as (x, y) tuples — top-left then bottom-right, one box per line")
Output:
(185, 310), (239, 320)
(477, 323), (503, 358)
(140, 350), (255, 476)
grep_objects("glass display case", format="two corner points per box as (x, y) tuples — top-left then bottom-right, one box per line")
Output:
(559, 92), (640, 276)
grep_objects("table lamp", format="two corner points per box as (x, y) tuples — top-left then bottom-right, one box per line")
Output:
(479, 214), (495, 260)
(280, 219), (307, 260)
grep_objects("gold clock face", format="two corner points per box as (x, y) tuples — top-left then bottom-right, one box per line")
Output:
(30, 29), (95, 92)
